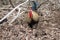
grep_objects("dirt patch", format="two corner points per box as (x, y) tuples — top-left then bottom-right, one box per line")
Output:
(0, 0), (60, 40)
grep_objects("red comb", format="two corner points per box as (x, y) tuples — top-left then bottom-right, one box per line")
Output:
(28, 10), (33, 18)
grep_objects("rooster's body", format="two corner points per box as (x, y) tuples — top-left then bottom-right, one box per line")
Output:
(25, 9), (39, 23)
(25, 1), (39, 24)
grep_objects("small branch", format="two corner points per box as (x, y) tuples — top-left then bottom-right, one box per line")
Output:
(0, 0), (29, 22)
(9, 9), (25, 24)
(9, 0), (15, 8)
(37, 0), (48, 9)
(9, 8), (21, 24)
(0, 8), (13, 10)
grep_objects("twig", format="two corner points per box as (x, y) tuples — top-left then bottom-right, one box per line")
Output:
(0, 0), (29, 22)
(0, 8), (13, 10)
(37, 0), (48, 9)
(9, 8), (21, 24)
(9, 10), (25, 24)
(9, 0), (15, 8)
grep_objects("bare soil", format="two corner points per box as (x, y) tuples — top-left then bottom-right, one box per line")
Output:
(0, 0), (60, 40)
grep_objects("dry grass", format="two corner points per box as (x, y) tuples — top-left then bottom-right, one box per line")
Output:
(0, 0), (60, 40)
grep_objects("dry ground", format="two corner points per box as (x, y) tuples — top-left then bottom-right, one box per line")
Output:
(0, 0), (60, 40)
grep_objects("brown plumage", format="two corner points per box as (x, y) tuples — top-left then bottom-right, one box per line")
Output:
(32, 10), (39, 22)
(24, 12), (31, 23)
(25, 10), (39, 23)
(23, 10), (39, 28)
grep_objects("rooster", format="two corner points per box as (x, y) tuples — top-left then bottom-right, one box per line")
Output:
(24, 9), (39, 28)
(26, 1), (39, 22)
(25, 1), (39, 28)
(28, 9), (39, 22)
